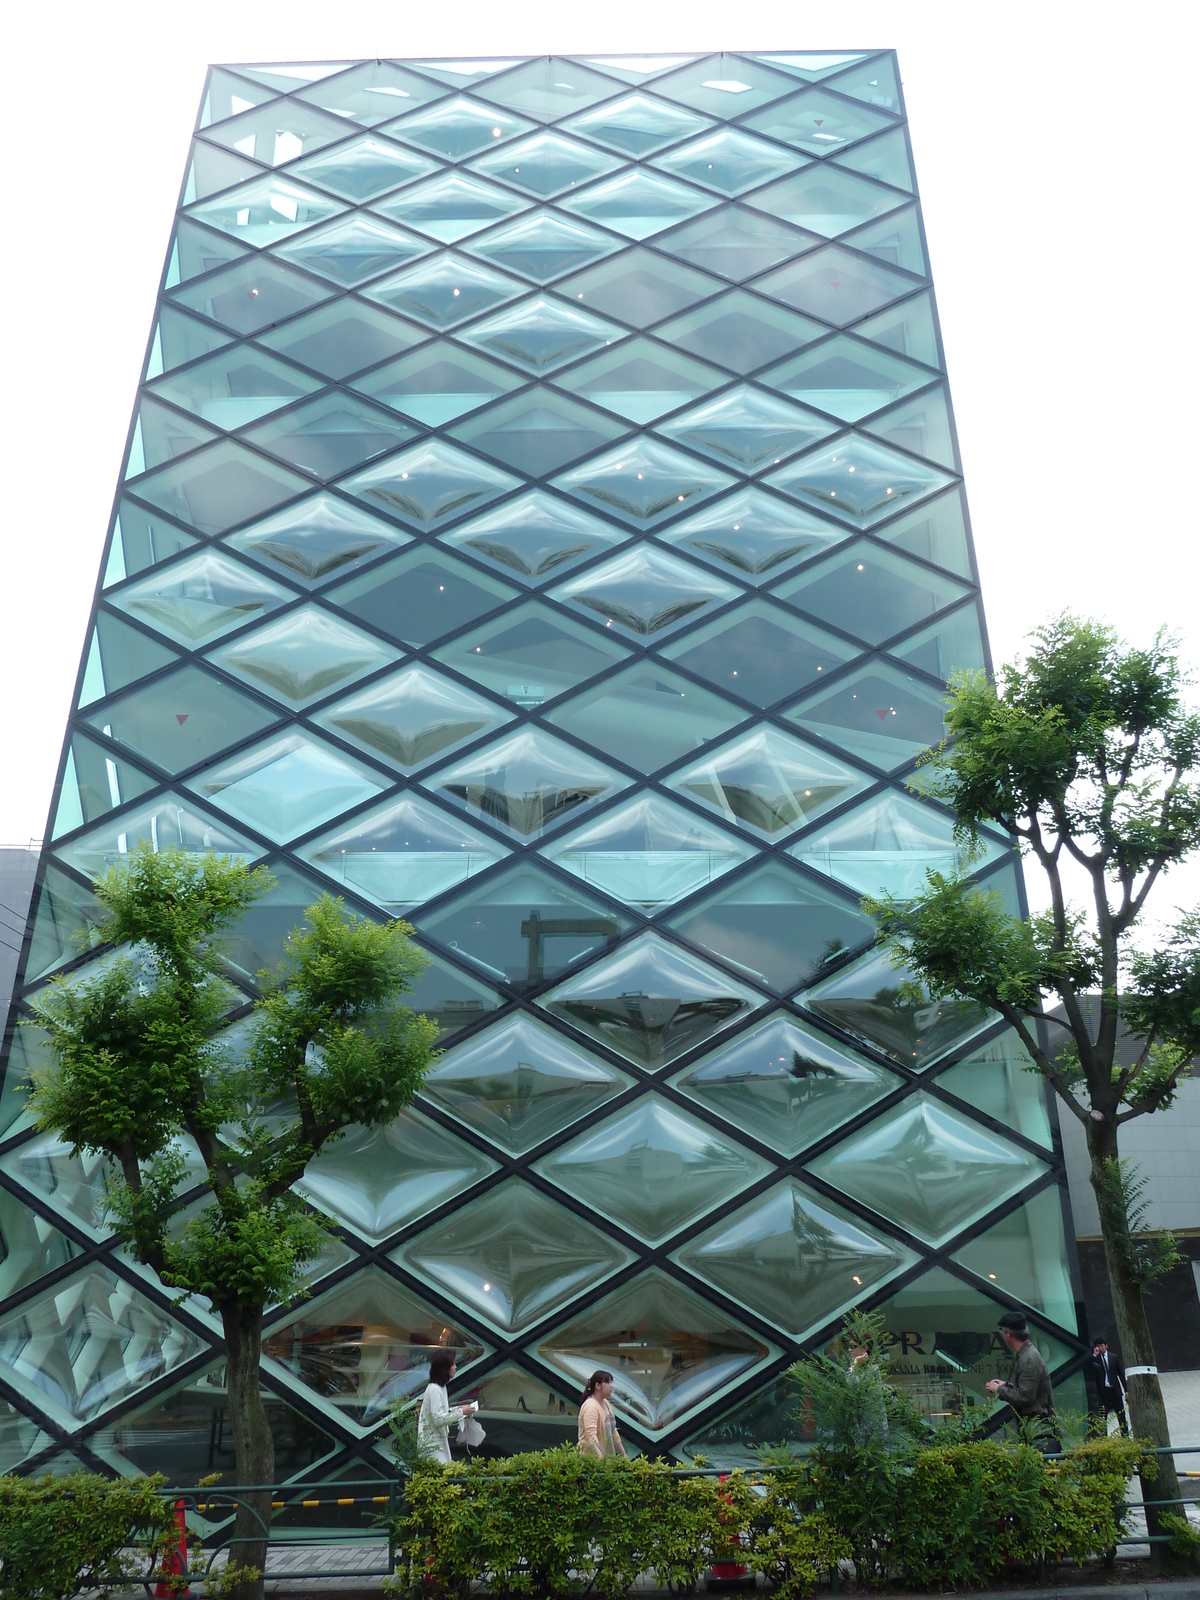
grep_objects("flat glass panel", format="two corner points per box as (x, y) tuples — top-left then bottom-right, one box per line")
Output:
(660, 292), (824, 377)
(460, 295), (627, 376)
(469, 128), (623, 198)
(559, 248), (720, 331)
(383, 95), (534, 160)
(784, 660), (950, 771)
(243, 392), (417, 480)
(441, 489), (627, 583)
(478, 58), (631, 121)
(764, 334), (933, 422)
(560, 168), (716, 241)
(657, 206), (816, 283)
(433, 599), (630, 706)
(766, 436), (956, 528)
(0, 1401), (54, 1475)
(236, 62), (353, 92)
(395, 1180), (631, 1333)
(951, 1189), (1077, 1333)
(108, 548), (293, 646)
(362, 250), (523, 330)
(200, 99), (353, 164)
(50, 793), (261, 881)
(538, 932), (761, 1069)
(353, 342), (523, 426)
(297, 1110), (499, 1242)
(889, 603), (987, 681)
(77, 609), (180, 704)
(273, 212), (430, 286)
(563, 93), (711, 157)
(576, 56), (699, 85)
(667, 860), (874, 993)
(826, 54), (902, 111)
(535, 1096), (770, 1244)
(183, 142), (260, 204)
(0, 1188), (82, 1302)
(372, 170), (529, 244)
(830, 125), (914, 191)
(662, 600), (858, 709)
(652, 126), (796, 197)
(534, 1269), (774, 1436)
(775, 544), (970, 645)
(150, 348), (322, 430)
(465, 209), (619, 284)
(413, 59), (524, 88)
(147, 304), (233, 377)
(297, 61), (446, 125)
(743, 87), (895, 156)
(671, 1012), (899, 1156)
(290, 133), (439, 199)
(52, 735), (158, 839)
(654, 53), (796, 116)
(342, 439), (520, 529)
(22, 864), (105, 982)
(327, 546), (516, 646)
(873, 488), (970, 577)
(844, 205), (927, 276)
(659, 487), (846, 581)
(676, 1177), (918, 1337)
(854, 290), (941, 369)
(934, 1030), (1053, 1150)
(676, 1373), (797, 1467)
(125, 398), (216, 477)
(297, 792), (506, 913)
(405, 949), (503, 1041)
(545, 660), (744, 774)
(186, 174), (345, 246)
(553, 338), (722, 425)
(313, 661), (512, 773)
(550, 545), (739, 640)
(208, 604), (399, 708)
(128, 442), (312, 537)
(81, 664), (280, 773)
(223, 492), (410, 586)
(862, 385), (957, 469)
(185, 729), (388, 843)
(541, 792), (756, 913)
(746, 166), (905, 239)
(553, 437), (734, 526)
(755, 244), (915, 325)
(220, 859), (335, 983)
(657, 384), (836, 473)
(452, 391), (628, 477)
(420, 1012), (631, 1153)
(429, 726), (630, 840)
(164, 215), (249, 285)
(256, 299), (426, 382)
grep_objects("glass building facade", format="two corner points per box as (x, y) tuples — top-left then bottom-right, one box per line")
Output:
(0, 52), (1086, 1478)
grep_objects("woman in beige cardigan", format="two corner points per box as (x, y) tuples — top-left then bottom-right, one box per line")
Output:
(577, 1369), (627, 1458)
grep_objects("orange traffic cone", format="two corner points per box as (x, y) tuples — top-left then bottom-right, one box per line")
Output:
(155, 1498), (191, 1598)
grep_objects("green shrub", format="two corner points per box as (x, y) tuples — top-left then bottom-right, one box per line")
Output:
(0, 1472), (173, 1600)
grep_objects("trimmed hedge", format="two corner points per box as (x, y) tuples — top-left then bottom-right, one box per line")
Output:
(0, 1472), (174, 1600)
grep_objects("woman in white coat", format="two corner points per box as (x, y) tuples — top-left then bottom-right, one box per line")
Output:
(417, 1349), (478, 1465)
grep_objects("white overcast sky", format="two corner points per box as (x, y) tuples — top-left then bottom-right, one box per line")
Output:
(2, 0), (1197, 920)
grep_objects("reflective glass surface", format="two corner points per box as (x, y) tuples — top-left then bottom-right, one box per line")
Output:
(784, 661), (950, 771)
(659, 292), (824, 377)
(342, 439), (520, 530)
(429, 725), (630, 840)
(290, 133), (439, 199)
(452, 390), (628, 477)
(466, 209), (619, 285)
(656, 384), (836, 473)
(125, 442), (312, 536)
(327, 546), (517, 646)
(765, 334), (932, 421)
(81, 663), (280, 774)
(362, 251), (523, 331)
(52, 733), (158, 838)
(242, 393), (418, 481)
(185, 730), (388, 843)
(384, 95), (533, 160)
(223, 493), (410, 586)
(651, 126), (795, 196)
(433, 600), (630, 706)
(950, 1188), (1077, 1333)
(746, 165), (906, 238)
(554, 437), (734, 527)
(108, 549), (293, 647)
(558, 248), (720, 330)
(662, 600), (858, 709)
(658, 206), (815, 283)
(372, 170), (529, 243)
(553, 339), (722, 426)
(550, 545), (739, 640)
(665, 724), (869, 839)
(545, 660), (744, 775)
(933, 1030), (1053, 1150)
(889, 603), (987, 681)
(440, 490), (627, 583)
(469, 128), (623, 198)
(0, 1187), (82, 1303)
(755, 245), (915, 324)
(273, 213), (430, 287)
(313, 661), (512, 773)
(563, 93), (712, 157)
(766, 437), (956, 529)
(460, 295), (627, 376)
(208, 604), (399, 707)
(774, 544), (971, 645)
(354, 343), (523, 426)
(659, 486), (847, 580)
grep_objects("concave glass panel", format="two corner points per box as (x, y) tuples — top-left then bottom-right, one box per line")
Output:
(147, 304), (234, 377)
(667, 860), (874, 994)
(659, 292), (824, 378)
(538, 932), (761, 1069)
(354, 343), (522, 427)
(537, 1095), (770, 1245)
(125, 398), (217, 478)
(951, 1188), (1077, 1333)
(460, 295), (626, 376)
(478, 58), (629, 121)
(744, 88), (895, 156)
(452, 391), (628, 477)
(832, 125), (915, 192)
(405, 949), (503, 1042)
(21, 864), (104, 983)
(541, 792), (756, 913)
(199, 98), (353, 165)
(825, 54), (902, 112)
(415, 862), (630, 992)
(52, 734), (158, 841)
(207, 604), (398, 708)
(328, 546), (517, 647)
(559, 248), (719, 331)
(0, 1187), (82, 1302)
(186, 174), (345, 246)
(243, 392), (417, 481)
(659, 487), (846, 582)
(51, 793), (261, 882)
(313, 661), (512, 774)
(563, 93), (711, 158)
(297, 1110), (499, 1242)
(297, 792), (506, 913)
(469, 128), (622, 198)
(554, 339), (722, 425)
(746, 166), (905, 239)
(767, 437), (955, 529)
(933, 1030), (1052, 1150)
(457, 1362), (578, 1456)
(0, 1265), (206, 1429)
(652, 126), (796, 197)
(676, 1178), (918, 1338)
(662, 601), (858, 710)
(441, 489), (627, 583)
(775, 544), (970, 645)
(0, 1133), (111, 1237)
(150, 349), (321, 431)
(657, 384), (836, 474)
(862, 385), (957, 469)
(108, 549), (293, 647)
(0, 1401), (54, 1476)
(806, 1093), (1050, 1248)
(81, 663), (280, 774)
(434, 599), (629, 706)
(554, 437), (733, 527)
(256, 300), (426, 382)
(289, 133), (439, 199)
(77, 609), (180, 705)
(550, 545), (739, 641)
(657, 206), (816, 284)
(273, 212), (430, 287)
(560, 167), (715, 241)
(383, 95), (533, 160)
(224, 492), (409, 586)
(263, 1268), (485, 1428)
(798, 946), (993, 1069)
(429, 726), (629, 840)
(764, 334), (933, 422)
(185, 729), (388, 843)
(171, 252), (336, 336)
(420, 1011), (631, 1153)
(854, 290), (941, 370)
(126, 443), (312, 537)
(889, 603), (986, 682)
(363, 251), (523, 331)
(342, 440), (520, 530)
(785, 660), (950, 771)
(671, 1012), (898, 1156)
(546, 661), (744, 775)
(789, 788), (1008, 900)
(373, 170), (528, 244)
(534, 1269), (774, 1436)
(466, 209), (619, 284)
(755, 245), (915, 325)
(298, 61), (446, 125)
(395, 1179), (631, 1333)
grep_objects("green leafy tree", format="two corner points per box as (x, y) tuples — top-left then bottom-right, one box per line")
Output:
(864, 616), (1200, 1550)
(27, 846), (438, 1600)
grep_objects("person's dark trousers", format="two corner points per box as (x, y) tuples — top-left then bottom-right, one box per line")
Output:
(1101, 1396), (1129, 1436)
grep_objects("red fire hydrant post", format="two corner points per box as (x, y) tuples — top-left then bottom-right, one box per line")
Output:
(154, 1498), (191, 1598)
(708, 1473), (751, 1589)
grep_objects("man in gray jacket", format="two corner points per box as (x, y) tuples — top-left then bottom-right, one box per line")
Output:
(985, 1311), (1059, 1452)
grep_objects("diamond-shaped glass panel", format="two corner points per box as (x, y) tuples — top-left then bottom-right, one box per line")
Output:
(199, 99), (354, 165)
(373, 170), (529, 243)
(534, 1269), (774, 1436)
(951, 1188), (1077, 1333)
(889, 603), (986, 682)
(420, 1012), (632, 1153)
(200, 67), (279, 126)
(469, 128), (623, 198)
(775, 544), (971, 646)
(415, 861), (630, 992)
(755, 244), (916, 325)
(550, 545), (739, 640)
(21, 864), (104, 983)
(297, 791), (506, 912)
(77, 610), (181, 705)
(354, 343), (523, 426)
(540, 792), (756, 913)
(850, 206), (928, 275)
(934, 1030), (1052, 1150)
(186, 174), (345, 245)
(182, 142), (260, 205)
(220, 859), (340, 983)
(81, 663), (280, 774)
(460, 295), (626, 376)
(0, 1133), (111, 1238)
(104, 501), (200, 588)
(383, 96), (533, 160)
(659, 487), (847, 581)
(764, 334), (934, 421)
(662, 600), (858, 709)
(441, 489), (627, 582)
(50, 793), (262, 881)
(657, 205), (815, 283)
(296, 1109), (499, 1242)
(0, 1187), (82, 1303)
(395, 1179), (631, 1333)
(328, 545), (517, 647)
(207, 604), (399, 708)
(559, 248), (718, 332)
(429, 725), (630, 840)
(313, 661), (512, 773)
(147, 304), (234, 375)
(746, 166), (906, 239)
(657, 384), (836, 474)
(169, 255), (334, 337)
(273, 212), (430, 286)
(256, 299), (426, 382)
(553, 437), (734, 526)
(854, 290), (941, 369)
(243, 392), (417, 480)
(124, 400), (217, 480)
(652, 127), (797, 197)
(676, 1177), (918, 1338)
(289, 133), (439, 199)
(466, 208), (619, 284)
(659, 291), (824, 377)
(562, 93), (711, 157)
(235, 62), (352, 92)
(434, 599), (630, 706)
(452, 390), (628, 477)
(52, 733), (159, 839)
(576, 55), (699, 85)
(546, 660), (744, 775)
(807, 1092), (1050, 1248)
(862, 385), (956, 469)
(538, 932), (761, 1069)
(560, 167), (715, 241)
(554, 339), (725, 425)
(412, 59), (524, 88)
(535, 1096), (770, 1245)
(223, 492), (410, 586)
(407, 949), (503, 1042)
(825, 54), (902, 111)
(654, 53), (797, 116)
(784, 660), (950, 771)
(744, 88), (896, 157)
(149, 348), (322, 430)
(767, 437), (956, 528)
(832, 125), (915, 192)
(671, 1012), (899, 1156)
(108, 549), (293, 646)
(185, 729), (388, 843)
(342, 439), (520, 529)
(297, 61), (446, 125)
(476, 57), (623, 121)
(363, 250), (524, 330)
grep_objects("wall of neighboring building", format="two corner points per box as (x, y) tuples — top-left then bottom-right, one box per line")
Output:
(0, 848), (38, 1020)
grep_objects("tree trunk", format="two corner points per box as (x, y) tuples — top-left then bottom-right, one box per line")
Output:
(1086, 1127), (1184, 1568)
(221, 1300), (274, 1600)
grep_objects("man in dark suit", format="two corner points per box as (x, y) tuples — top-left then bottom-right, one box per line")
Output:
(1087, 1336), (1129, 1435)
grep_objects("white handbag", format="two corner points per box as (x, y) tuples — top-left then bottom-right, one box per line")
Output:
(458, 1412), (486, 1448)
